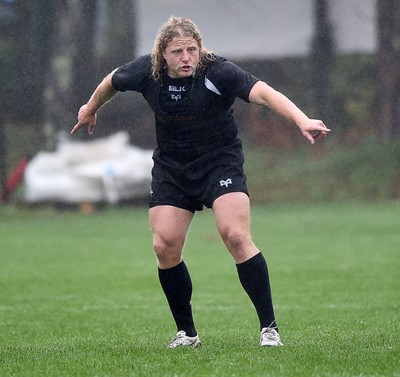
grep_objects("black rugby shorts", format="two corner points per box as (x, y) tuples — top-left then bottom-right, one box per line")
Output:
(149, 139), (249, 213)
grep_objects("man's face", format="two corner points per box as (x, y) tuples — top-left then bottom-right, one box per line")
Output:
(162, 36), (200, 79)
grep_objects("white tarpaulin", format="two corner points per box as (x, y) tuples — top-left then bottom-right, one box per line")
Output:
(24, 132), (153, 204)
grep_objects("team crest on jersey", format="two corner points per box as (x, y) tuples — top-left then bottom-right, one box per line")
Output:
(171, 94), (181, 101)
(219, 178), (232, 187)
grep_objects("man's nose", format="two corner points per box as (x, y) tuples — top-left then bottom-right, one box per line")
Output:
(182, 51), (190, 61)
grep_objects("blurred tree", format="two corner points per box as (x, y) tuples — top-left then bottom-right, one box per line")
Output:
(96, 0), (137, 74)
(0, 0), (17, 196)
(69, 0), (98, 135)
(0, 0), (58, 123)
(377, 0), (400, 141)
(0, 0), (59, 198)
(0, 0), (138, 196)
(93, 0), (140, 140)
(47, 0), (137, 141)
(310, 0), (336, 124)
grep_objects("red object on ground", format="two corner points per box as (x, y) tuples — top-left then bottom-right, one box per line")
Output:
(1, 157), (30, 202)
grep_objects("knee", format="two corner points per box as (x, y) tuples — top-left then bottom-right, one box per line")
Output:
(220, 227), (258, 263)
(220, 226), (249, 252)
(153, 235), (184, 268)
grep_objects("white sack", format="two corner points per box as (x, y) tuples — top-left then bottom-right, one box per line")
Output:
(24, 131), (153, 204)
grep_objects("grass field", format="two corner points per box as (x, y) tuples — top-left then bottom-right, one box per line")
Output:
(0, 202), (399, 377)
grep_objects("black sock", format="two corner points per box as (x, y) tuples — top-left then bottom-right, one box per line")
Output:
(158, 261), (197, 337)
(236, 252), (278, 332)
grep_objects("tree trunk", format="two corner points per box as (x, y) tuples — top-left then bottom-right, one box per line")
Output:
(69, 0), (98, 131)
(311, 0), (336, 123)
(98, 0), (137, 73)
(377, 0), (400, 141)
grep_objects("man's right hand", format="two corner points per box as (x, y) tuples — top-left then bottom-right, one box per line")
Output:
(71, 104), (97, 135)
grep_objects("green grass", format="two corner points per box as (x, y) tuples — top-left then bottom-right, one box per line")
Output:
(0, 202), (399, 376)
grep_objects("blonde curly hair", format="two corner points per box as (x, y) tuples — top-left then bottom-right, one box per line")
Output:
(151, 16), (215, 81)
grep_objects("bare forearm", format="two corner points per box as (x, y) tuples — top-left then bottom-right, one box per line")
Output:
(86, 70), (118, 114)
(71, 69), (118, 135)
(249, 81), (309, 126)
(249, 80), (331, 144)
(267, 90), (309, 126)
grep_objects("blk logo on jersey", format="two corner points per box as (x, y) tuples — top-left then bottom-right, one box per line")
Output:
(169, 85), (185, 101)
(219, 178), (232, 187)
(169, 85), (186, 92)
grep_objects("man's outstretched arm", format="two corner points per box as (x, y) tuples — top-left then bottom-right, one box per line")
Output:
(71, 69), (118, 135)
(249, 81), (330, 144)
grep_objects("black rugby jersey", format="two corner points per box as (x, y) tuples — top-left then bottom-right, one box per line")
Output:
(112, 54), (259, 161)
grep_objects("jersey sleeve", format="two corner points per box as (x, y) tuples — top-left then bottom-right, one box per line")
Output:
(207, 57), (259, 102)
(111, 54), (152, 92)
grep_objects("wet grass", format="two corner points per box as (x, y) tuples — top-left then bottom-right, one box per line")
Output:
(0, 202), (399, 376)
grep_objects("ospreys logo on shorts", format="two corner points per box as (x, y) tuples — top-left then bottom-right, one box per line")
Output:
(219, 178), (232, 187)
